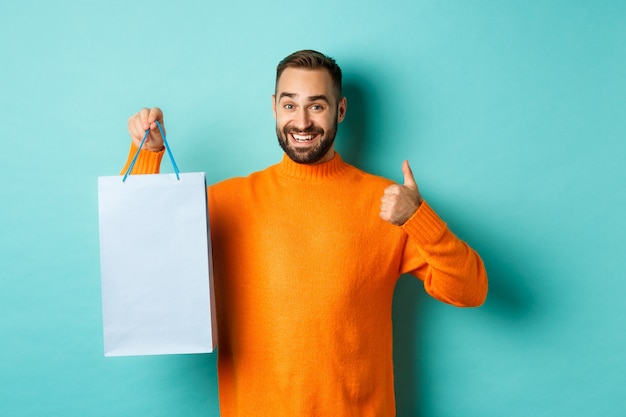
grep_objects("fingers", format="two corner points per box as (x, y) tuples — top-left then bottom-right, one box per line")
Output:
(138, 107), (163, 130)
(379, 184), (407, 225)
(402, 160), (418, 190)
(146, 107), (164, 130)
(128, 108), (163, 132)
(128, 112), (144, 142)
(127, 107), (165, 151)
(379, 160), (423, 226)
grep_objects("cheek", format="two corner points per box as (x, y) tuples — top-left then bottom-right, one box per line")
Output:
(274, 112), (286, 126)
(276, 117), (290, 130)
(275, 109), (291, 123)
(321, 113), (338, 129)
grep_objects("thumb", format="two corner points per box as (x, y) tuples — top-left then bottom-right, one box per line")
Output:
(402, 160), (417, 190)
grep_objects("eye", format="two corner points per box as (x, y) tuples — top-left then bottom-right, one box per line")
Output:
(310, 104), (324, 111)
(283, 103), (295, 110)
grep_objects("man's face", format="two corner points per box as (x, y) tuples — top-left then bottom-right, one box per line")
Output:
(273, 67), (347, 164)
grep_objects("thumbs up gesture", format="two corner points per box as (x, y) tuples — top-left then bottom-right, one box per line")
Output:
(380, 160), (424, 226)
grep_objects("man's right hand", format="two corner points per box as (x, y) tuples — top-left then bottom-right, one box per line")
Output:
(128, 107), (165, 152)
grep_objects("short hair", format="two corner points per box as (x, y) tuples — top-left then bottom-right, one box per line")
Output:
(275, 50), (343, 100)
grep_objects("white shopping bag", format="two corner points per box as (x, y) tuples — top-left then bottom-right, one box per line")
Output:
(97, 123), (216, 356)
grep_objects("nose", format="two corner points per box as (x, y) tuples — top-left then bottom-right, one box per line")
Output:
(294, 108), (312, 131)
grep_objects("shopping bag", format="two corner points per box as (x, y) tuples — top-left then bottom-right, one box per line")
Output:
(97, 121), (216, 356)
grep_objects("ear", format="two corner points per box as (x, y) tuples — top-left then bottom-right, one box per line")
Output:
(337, 97), (347, 123)
(272, 94), (277, 119)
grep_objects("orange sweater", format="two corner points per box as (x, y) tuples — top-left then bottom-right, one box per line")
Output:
(123, 146), (487, 416)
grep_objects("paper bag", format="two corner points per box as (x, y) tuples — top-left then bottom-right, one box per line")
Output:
(97, 172), (217, 356)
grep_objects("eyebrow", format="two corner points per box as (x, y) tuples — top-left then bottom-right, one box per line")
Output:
(279, 92), (331, 103)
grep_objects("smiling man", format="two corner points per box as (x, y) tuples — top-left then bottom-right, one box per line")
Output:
(273, 63), (346, 164)
(123, 50), (488, 417)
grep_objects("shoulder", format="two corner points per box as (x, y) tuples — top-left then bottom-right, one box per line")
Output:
(208, 163), (276, 197)
(211, 165), (272, 187)
(343, 162), (395, 188)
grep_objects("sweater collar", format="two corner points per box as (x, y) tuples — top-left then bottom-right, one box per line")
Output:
(276, 152), (350, 181)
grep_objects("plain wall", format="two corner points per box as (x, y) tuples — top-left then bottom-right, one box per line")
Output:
(1, 0), (624, 416)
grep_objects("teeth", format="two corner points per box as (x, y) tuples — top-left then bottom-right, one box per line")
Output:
(293, 134), (315, 142)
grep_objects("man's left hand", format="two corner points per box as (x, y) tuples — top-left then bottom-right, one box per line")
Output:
(380, 160), (424, 226)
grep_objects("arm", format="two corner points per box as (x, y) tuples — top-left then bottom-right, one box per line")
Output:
(380, 160), (488, 307)
(120, 107), (166, 175)
(400, 202), (488, 307)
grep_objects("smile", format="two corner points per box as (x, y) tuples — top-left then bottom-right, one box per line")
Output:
(292, 133), (316, 142)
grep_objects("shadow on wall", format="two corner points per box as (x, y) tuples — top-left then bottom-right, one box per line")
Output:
(394, 233), (539, 416)
(393, 276), (427, 416)
(335, 79), (371, 168)
(391, 237), (538, 417)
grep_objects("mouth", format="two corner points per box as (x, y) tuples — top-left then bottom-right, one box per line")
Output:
(290, 132), (318, 143)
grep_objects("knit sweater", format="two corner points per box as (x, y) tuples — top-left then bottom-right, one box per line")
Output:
(123, 146), (488, 416)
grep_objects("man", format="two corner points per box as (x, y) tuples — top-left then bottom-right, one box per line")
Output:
(124, 50), (487, 416)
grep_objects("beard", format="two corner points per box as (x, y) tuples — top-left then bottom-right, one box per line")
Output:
(276, 115), (339, 164)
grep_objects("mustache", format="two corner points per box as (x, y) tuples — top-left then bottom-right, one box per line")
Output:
(284, 125), (324, 135)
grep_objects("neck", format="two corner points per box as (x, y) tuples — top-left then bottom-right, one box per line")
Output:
(277, 152), (348, 182)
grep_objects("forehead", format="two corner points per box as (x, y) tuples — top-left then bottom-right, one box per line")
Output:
(276, 67), (335, 99)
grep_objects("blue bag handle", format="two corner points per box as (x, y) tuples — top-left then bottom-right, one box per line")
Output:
(122, 120), (180, 182)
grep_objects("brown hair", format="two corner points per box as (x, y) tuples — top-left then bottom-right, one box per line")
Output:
(276, 50), (343, 100)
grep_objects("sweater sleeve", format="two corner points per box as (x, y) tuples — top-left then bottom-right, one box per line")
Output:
(399, 201), (488, 307)
(119, 143), (165, 175)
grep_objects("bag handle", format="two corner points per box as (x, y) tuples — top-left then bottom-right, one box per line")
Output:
(122, 120), (180, 182)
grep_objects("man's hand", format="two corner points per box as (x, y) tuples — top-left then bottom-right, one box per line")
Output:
(380, 160), (424, 226)
(128, 107), (165, 152)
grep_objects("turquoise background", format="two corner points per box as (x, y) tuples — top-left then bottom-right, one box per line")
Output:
(1, 0), (624, 415)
